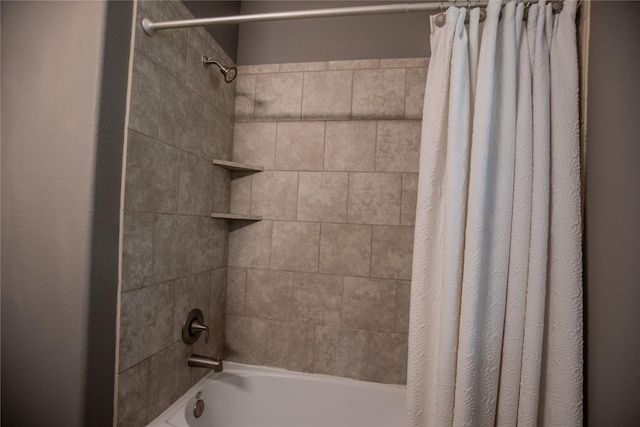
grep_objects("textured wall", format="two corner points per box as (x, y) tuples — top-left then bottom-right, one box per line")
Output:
(224, 58), (428, 385)
(1, 1), (130, 426)
(585, 1), (640, 425)
(116, 1), (236, 425)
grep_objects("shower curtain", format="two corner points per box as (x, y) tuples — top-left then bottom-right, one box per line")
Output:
(406, 0), (582, 425)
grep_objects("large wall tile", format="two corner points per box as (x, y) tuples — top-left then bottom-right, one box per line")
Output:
(119, 282), (174, 371)
(371, 226), (414, 280)
(314, 327), (368, 380)
(177, 152), (214, 215)
(193, 217), (226, 273)
(302, 70), (352, 119)
(245, 269), (293, 320)
(226, 267), (247, 316)
(271, 221), (320, 273)
(275, 122), (325, 171)
(348, 172), (401, 225)
(375, 121), (421, 172)
(342, 277), (396, 332)
(147, 342), (192, 422)
(234, 74), (256, 121)
(152, 214), (195, 283)
(265, 321), (315, 372)
(405, 67), (428, 119)
(228, 220), (272, 268)
(324, 121), (377, 172)
(352, 69), (405, 119)
(212, 166), (230, 214)
(229, 172), (252, 214)
(124, 131), (179, 213)
(280, 62), (328, 72)
(366, 331), (408, 384)
(250, 171), (298, 220)
(122, 212), (153, 292)
(173, 272), (210, 342)
(292, 273), (343, 327)
(297, 172), (348, 222)
(129, 51), (162, 138)
(116, 361), (148, 427)
(380, 58), (429, 68)
(395, 280), (410, 333)
(255, 73), (303, 120)
(328, 59), (380, 70)
(193, 267), (227, 361)
(135, 1), (187, 81)
(225, 315), (267, 364)
(319, 223), (372, 277)
(401, 173), (418, 226)
(232, 122), (277, 169)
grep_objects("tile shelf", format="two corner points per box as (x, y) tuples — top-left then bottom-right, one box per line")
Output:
(212, 159), (264, 172)
(212, 159), (264, 221)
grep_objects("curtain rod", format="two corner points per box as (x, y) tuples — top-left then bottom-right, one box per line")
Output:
(143, 2), (453, 36)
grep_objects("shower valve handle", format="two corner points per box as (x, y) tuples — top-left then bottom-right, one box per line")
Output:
(190, 319), (209, 344)
(182, 309), (209, 344)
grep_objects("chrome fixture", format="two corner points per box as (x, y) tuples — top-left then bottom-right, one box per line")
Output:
(202, 56), (237, 83)
(188, 354), (224, 372)
(182, 309), (209, 344)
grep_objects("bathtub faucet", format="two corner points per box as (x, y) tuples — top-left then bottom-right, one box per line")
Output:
(187, 353), (223, 372)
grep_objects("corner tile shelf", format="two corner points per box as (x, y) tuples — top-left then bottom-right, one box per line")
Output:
(212, 159), (264, 172)
(210, 212), (262, 221)
(211, 159), (264, 221)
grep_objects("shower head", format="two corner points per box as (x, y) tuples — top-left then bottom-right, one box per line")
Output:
(202, 56), (237, 83)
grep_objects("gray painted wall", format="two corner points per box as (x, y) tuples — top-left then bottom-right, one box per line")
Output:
(585, 1), (640, 425)
(1, 1), (131, 426)
(237, 1), (432, 65)
(183, 0), (241, 62)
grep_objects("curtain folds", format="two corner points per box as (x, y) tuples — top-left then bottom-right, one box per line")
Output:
(406, 1), (583, 425)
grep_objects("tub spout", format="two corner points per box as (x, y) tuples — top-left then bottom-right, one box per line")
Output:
(188, 354), (223, 372)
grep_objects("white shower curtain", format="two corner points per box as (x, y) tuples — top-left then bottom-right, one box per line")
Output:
(406, 0), (583, 425)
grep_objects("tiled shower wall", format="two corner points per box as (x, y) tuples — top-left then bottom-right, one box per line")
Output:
(116, 1), (235, 425)
(224, 58), (428, 384)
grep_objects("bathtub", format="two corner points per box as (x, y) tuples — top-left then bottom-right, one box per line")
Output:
(147, 362), (406, 427)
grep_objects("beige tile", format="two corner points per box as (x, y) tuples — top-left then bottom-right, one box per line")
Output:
(314, 327), (368, 380)
(234, 74), (256, 121)
(250, 171), (298, 220)
(212, 165), (230, 214)
(348, 173), (402, 225)
(151, 214), (195, 283)
(395, 280), (411, 333)
(380, 57), (429, 68)
(328, 59), (380, 70)
(271, 221), (321, 273)
(302, 70), (353, 119)
(233, 122), (277, 169)
(401, 173), (418, 226)
(147, 342), (192, 421)
(129, 51), (162, 138)
(366, 331), (408, 384)
(324, 121), (377, 172)
(319, 223), (372, 277)
(173, 272), (210, 342)
(405, 67), (428, 119)
(280, 61), (328, 72)
(275, 122), (325, 171)
(229, 172), (252, 215)
(245, 269), (293, 320)
(116, 361), (148, 427)
(371, 226), (414, 280)
(352, 69), (405, 119)
(119, 282), (174, 371)
(297, 172), (348, 223)
(376, 121), (421, 172)
(265, 321), (315, 372)
(255, 72), (303, 120)
(199, 267), (227, 359)
(237, 64), (280, 74)
(226, 267), (247, 315)
(228, 220), (272, 268)
(292, 273), (343, 327)
(224, 315), (267, 365)
(121, 212), (153, 292)
(342, 277), (396, 332)
(177, 152), (213, 215)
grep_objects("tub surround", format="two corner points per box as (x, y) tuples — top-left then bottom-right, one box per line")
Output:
(225, 58), (428, 385)
(116, 0), (235, 425)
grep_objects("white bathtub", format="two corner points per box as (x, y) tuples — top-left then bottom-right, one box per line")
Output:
(147, 362), (406, 427)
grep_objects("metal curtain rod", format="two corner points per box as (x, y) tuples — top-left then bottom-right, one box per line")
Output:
(142, 2), (450, 36)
